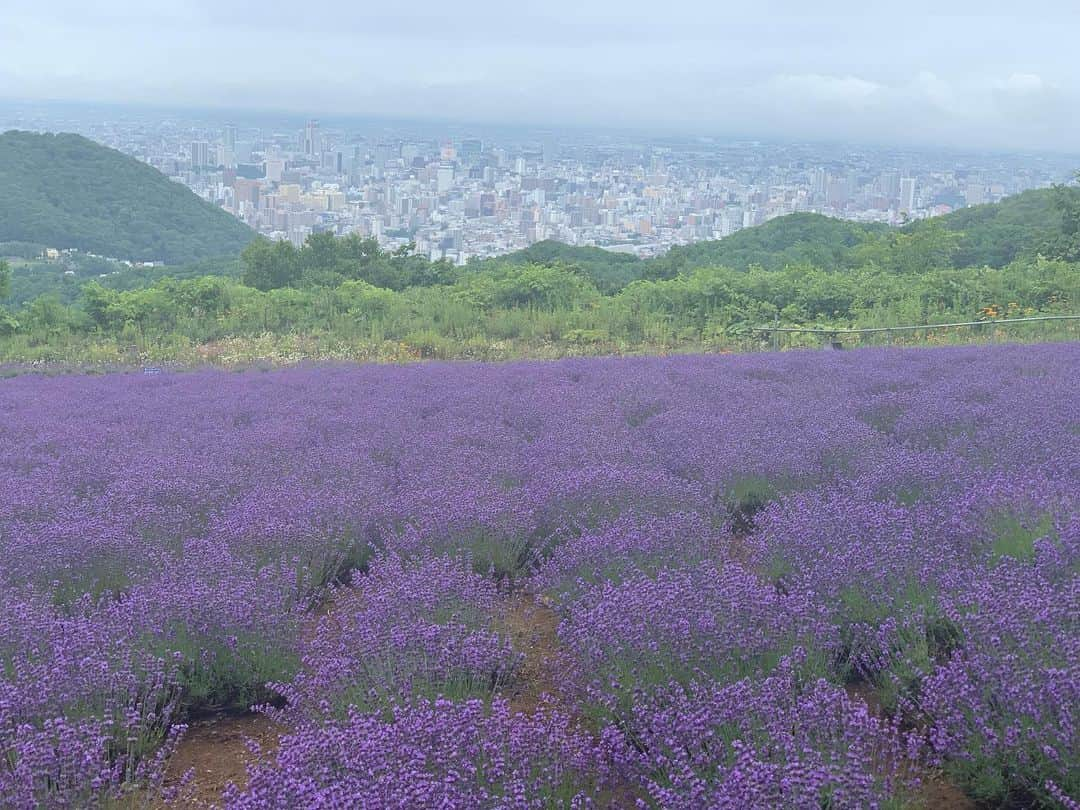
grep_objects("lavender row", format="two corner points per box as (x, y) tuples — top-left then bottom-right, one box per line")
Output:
(0, 343), (1076, 806)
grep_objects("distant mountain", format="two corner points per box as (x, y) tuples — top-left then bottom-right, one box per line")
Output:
(0, 131), (255, 264)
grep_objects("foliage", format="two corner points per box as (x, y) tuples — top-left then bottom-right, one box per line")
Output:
(0, 241), (48, 260)
(5, 182), (1080, 363)
(242, 233), (457, 292)
(484, 239), (644, 293)
(1042, 175), (1080, 261)
(3, 250), (1077, 365)
(649, 212), (887, 276)
(0, 131), (255, 263)
(931, 188), (1064, 267)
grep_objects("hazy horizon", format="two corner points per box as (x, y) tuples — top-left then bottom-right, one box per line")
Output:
(3, 1), (1079, 153)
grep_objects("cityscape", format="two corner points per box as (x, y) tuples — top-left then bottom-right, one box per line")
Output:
(2, 101), (1078, 265)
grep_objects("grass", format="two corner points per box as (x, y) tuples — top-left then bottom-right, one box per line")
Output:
(834, 582), (962, 713)
(149, 627), (300, 714)
(723, 475), (782, 534)
(989, 511), (1057, 563)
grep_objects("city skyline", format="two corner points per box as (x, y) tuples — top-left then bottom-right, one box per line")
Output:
(3, 2), (1080, 152)
(3, 102), (1076, 265)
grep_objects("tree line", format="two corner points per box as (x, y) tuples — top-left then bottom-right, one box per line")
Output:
(1, 181), (1078, 363)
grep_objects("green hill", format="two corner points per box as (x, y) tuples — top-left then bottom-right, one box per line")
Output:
(0, 131), (256, 264)
(924, 187), (1066, 267)
(642, 186), (1077, 277)
(487, 240), (643, 292)
(646, 213), (888, 276)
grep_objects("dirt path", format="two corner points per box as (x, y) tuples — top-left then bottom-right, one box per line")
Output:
(502, 592), (565, 715)
(501, 591), (640, 809)
(159, 713), (283, 809)
(918, 778), (977, 809)
(156, 598), (344, 807)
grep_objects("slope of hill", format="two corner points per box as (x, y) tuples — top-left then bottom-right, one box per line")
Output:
(641, 186), (1076, 276)
(0, 131), (256, 264)
(926, 187), (1063, 267)
(646, 213), (889, 276)
(486, 240), (643, 292)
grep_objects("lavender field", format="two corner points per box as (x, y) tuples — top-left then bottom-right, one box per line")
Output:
(1, 345), (1077, 809)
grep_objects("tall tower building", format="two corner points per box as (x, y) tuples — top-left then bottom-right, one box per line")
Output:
(303, 120), (321, 157)
(190, 141), (210, 169)
(542, 137), (557, 167)
(222, 125), (237, 169)
(899, 177), (917, 215)
(879, 171), (901, 200)
(437, 164), (455, 194)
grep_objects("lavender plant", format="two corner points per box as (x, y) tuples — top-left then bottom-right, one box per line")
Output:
(269, 554), (521, 721)
(0, 344), (1074, 806)
(606, 650), (924, 809)
(225, 698), (611, 809)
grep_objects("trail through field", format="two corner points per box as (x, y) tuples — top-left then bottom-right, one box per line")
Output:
(919, 779), (977, 809)
(503, 592), (564, 715)
(160, 713), (282, 809)
(502, 591), (641, 809)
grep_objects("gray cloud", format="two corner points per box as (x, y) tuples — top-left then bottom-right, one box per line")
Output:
(2, 1), (1079, 150)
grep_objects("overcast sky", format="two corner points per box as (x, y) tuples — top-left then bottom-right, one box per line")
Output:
(2, 1), (1079, 151)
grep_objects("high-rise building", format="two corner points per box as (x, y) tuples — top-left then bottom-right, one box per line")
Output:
(459, 138), (483, 158)
(826, 176), (850, 208)
(879, 171), (901, 199)
(303, 120), (321, 157)
(437, 164), (455, 194)
(190, 141), (210, 169)
(899, 177), (917, 214)
(322, 150), (343, 173)
(233, 178), (260, 210)
(264, 158), (285, 184)
(542, 137), (557, 167)
(373, 144), (395, 169)
(221, 125), (238, 169)
(965, 183), (987, 206)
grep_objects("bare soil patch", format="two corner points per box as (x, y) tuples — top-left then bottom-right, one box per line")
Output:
(159, 713), (283, 809)
(502, 592), (640, 808)
(918, 777), (978, 810)
(502, 592), (564, 715)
